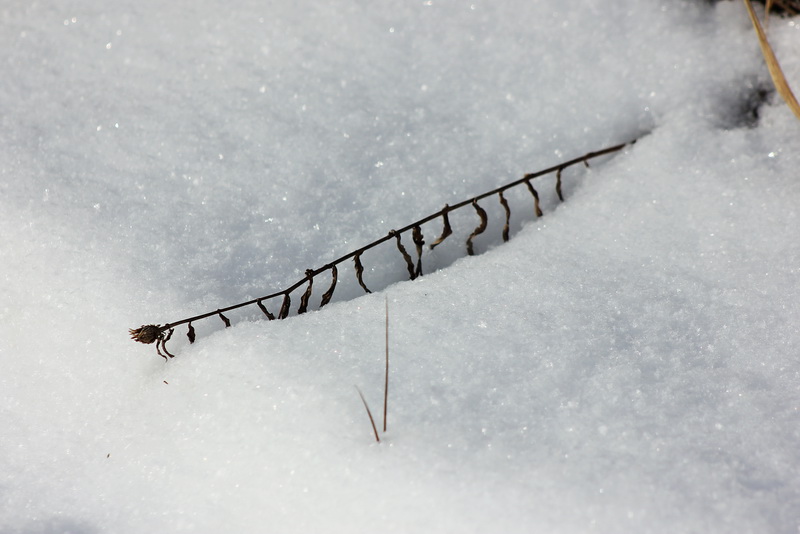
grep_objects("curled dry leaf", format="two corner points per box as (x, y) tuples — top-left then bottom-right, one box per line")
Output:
(257, 299), (275, 320)
(555, 168), (564, 202)
(278, 294), (292, 320)
(412, 225), (425, 277)
(429, 206), (453, 250)
(319, 265), (338, 308)
(524, 179), (544, 218)
(354, 252), (372, 294)
(466, 200), (488, 256)
(498, 192), (511, 242)
(391, 230), (416, 280)
(298, 270), (314, 314)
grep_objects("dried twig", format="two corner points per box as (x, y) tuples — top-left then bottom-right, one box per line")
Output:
(129, 139), (636, 358)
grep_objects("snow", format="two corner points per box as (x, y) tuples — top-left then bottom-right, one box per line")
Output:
(2, 0), (800, 532)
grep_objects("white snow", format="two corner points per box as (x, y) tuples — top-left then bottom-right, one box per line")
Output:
(2, 1), (800, 532)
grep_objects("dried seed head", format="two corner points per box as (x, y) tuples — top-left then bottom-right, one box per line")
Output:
(129, 324), (162, 344)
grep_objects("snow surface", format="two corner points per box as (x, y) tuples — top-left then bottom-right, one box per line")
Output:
(2, 0), (800, 532)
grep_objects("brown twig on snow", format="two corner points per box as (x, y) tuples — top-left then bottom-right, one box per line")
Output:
(129, 139), (637, 359)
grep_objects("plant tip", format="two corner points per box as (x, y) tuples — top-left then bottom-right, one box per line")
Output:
(129, 324), (162, 344)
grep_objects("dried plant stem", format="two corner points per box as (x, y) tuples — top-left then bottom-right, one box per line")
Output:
(130, 139), (636, 357)
(744, 0), (800, 120)
(355, 386), (381, 443)
(383, 296), (389, 433)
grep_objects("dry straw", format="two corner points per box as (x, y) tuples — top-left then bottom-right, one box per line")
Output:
(743, 0), (800, 120)
(354, 296), (391, 444)
(355, 386), (381, 443)
(130, 139), (637, 360)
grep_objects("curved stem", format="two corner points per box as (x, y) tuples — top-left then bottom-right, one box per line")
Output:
(141, 139), (636, 336)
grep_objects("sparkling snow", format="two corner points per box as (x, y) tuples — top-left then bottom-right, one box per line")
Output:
(2, 1), (799, 532)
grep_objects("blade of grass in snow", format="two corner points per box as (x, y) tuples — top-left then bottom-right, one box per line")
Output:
(743, 0), (800, 120)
